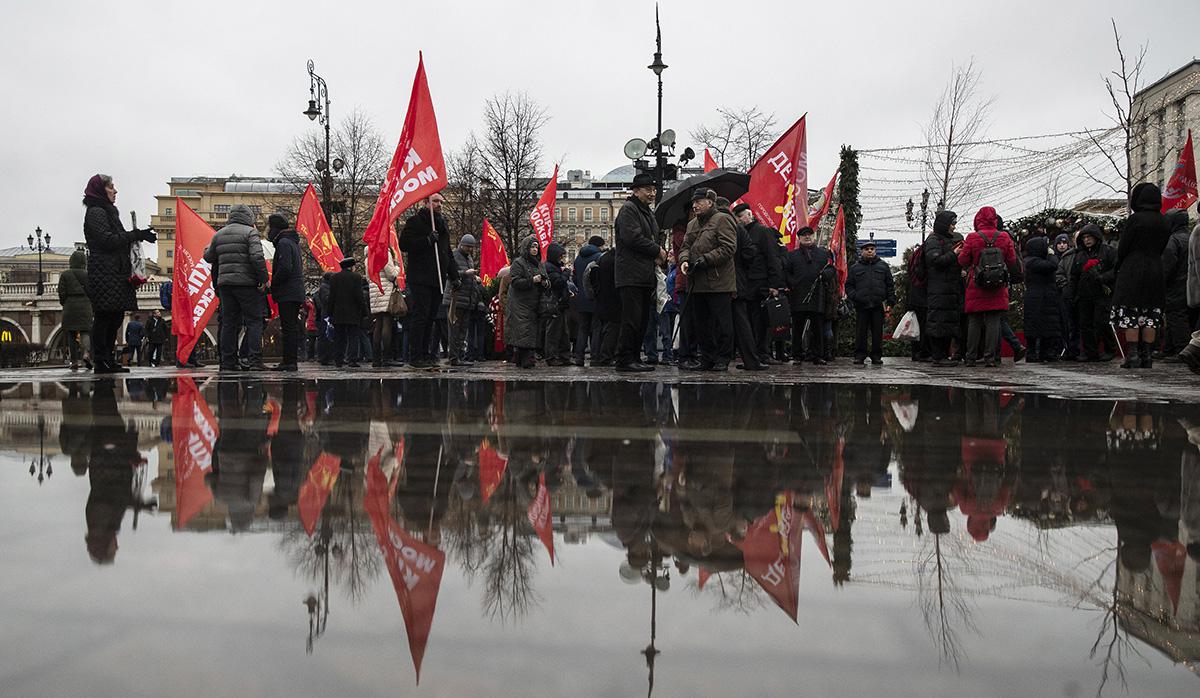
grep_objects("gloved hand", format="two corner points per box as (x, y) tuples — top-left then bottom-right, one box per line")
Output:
(140, 228), (157, 243)
(690, 256), (709, 273)
(429, 233), (439, 248)
(451, 279), (462, 291)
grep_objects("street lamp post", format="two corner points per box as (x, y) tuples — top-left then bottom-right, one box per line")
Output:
(28, 415), (51, 484)
(905, 189), (932, 242)
(303, 59), (344, 250)
(647, 5), (668, 203)
(27, 227), (50, 296)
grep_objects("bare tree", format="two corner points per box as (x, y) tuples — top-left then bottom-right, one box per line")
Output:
(923, 59), (994, 212)
(691, 107), (779, 171)
(445, 134), (494, 249)
(276, 108), (388, 257)
(477, 92), (550, 255)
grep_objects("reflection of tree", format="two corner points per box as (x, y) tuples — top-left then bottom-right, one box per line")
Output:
(443, 492), (491, 586)
(709, 570), (766, 615)
(1088, 561), (1146, 697)
(916, 533), (977, 671)
(479, 477), (539, 623)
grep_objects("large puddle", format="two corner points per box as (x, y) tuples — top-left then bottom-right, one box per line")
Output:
(1, 377), (1198, 696)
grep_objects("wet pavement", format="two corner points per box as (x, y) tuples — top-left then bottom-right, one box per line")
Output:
(2, 372), (1200, 697)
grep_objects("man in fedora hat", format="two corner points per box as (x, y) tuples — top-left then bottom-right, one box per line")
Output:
(614, 171), (667, 372)
(328, 257), (369, 368)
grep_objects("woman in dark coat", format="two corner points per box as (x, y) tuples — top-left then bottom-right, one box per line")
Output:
(920, 210), (965, 365)
(58, 249), (93, 369)
(1021, 236), (1062, 362)
(82, 174), (156, 373)
(506, 235), (546, 368)
(1111, 182), (1171, 368)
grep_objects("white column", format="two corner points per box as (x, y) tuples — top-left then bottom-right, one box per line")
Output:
(31, 311), (41, 344)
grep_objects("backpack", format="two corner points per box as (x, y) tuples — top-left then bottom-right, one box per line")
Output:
(908, 245), (927, 288)
(973, 234), (1008, 290)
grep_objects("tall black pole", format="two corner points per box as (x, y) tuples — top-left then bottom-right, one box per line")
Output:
(652, 6), (666, 204)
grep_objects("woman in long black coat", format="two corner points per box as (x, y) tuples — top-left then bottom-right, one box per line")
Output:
(1111, 182), (1171, 368)
(920, 210), (965, 365)
(1021, 236), (1062, 362)
(506, 235), (547, 368)
(82, 174), (155, 373)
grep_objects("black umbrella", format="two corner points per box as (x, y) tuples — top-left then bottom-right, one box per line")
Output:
(654, 168), (752, 229)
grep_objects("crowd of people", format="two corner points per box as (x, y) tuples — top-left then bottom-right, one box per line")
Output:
(74, 173), (1200, 376)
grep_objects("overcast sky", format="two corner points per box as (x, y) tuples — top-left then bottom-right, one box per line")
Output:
(3, 0), (1197, 251)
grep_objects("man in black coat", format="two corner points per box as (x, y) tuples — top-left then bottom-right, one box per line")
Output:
(267, 213), (304, 371)
(591, 249), (622, 366)
(399, 193), (460, 368)
(734, 203), (785, 361)
(785, 227), (833, 365)
(1159, 210), (1192, 359)
(720, 197), (764, 371)
(145, 310), (168, 366)
(328, 258), (368, 367)
(921, 210), (964, 365)
(613, 172), (666, 372)
(845, 241), (896, 365)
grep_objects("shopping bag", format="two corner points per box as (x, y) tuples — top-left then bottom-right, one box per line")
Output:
(893, 310), (920, 341)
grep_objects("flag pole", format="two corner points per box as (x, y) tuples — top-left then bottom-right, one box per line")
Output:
(430, 200), (443, 292)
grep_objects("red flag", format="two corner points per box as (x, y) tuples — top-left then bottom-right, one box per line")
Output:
(364, 461), (445, 684)
(478, 437), (507, 505)
(298, 453), (342, 537)
(1162, 130), (1198, 213)
(530, 165), (559, 259)
(733, 492), (801, 623)
(743, 116), (808, 250)
(479, 219), (509, 287)
(296, 182), (344, 271)
(528, 472), (555, 565)
(703, 149), (719, 173)
(807, 171), (838, 233)
(1151, 540), (1187, 614)
(171, 200), (219, 364)
(829, 206), (848, 296)
(698, 567), (712, 590)
(363, 52), (447, 290)
(171, 376), (217, 528)
(801, 510), (831, 567)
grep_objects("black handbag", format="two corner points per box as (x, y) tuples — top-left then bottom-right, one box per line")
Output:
(764, 295), (792, 329)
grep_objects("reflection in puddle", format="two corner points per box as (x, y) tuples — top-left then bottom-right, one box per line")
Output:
(1, 377), (1198, 695)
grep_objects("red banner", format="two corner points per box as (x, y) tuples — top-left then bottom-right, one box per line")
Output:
(1162, 130), (1198, 213)
(698, 567), (712, 590)
(733, 492), (801, 623)
(478, 437), (507, 505)
(808, 170), (838, 233)
(364, 461), (445, 684)
(801, 510), (830, 566)
(529, 165), (558, 259)
(528, 472), (555, 565)
(829, 206), (848, 296)
(171, 376), (217, 528)
(298, 452), (342, 537)
(363, 52), (447, 290)
(297, 182), (344, 271)
(172, 200), (219, 364)
(703, 149), (719, 173)
(743, 116), (808, 250)
(479, 219), (509, 287)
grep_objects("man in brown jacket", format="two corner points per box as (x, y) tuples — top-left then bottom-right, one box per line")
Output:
(678, 188), (738, 371)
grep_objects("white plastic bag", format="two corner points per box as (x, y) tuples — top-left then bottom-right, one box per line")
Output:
(893, 310), (920, 341)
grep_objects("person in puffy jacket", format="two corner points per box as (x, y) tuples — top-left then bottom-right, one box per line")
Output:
(845, 240), (896, 365)
(956, 206), (1019, 367)
(1021, 236), (1062, 362)
(1070, 224), (1118, 361)
(204, 204), (268, 371)
(58, 248), (93, 370)
(1158, 209), (1191, 359)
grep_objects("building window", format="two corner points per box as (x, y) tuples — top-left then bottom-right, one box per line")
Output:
(166, 250), (173, 258)
(568, 207), (577, 222)
(555, 206), (562, 221)
(214, 204), (230, 214)
(165, 207), (173, 216)
(249, 205), (262, 215)
(600, 208), (609, 222)
(583, 208), (593, 222)
(275, 206), (291, 214)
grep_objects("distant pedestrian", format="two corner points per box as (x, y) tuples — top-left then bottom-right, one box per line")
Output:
(327, 257), (368, 367)
(145, 310), (168, 366)
(846, 240), (896, 365)
(82, 174), (156, 374)
(204, 204), (269, 371)
(123, 314), (145, 366)
(57, 248), (93, 370)
(303, 295), (318, 361)
(268, 213), (304, 371)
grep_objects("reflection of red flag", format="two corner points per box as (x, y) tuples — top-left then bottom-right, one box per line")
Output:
(365, 462), (445, 684)
(171, 200), (219, 364)
(829, 206), (848, 296)
(478, 437), (507, 505)
(298, 453), (342, 537)
(801, 510), (830, 566)
(529, 165), (559, 259)
(171, 376), (217, 528)
(1152, 540), (1187, 614)
(264, 396), (282, 439)
(363, 52), (446, 290)
(1162, 130), (1198, 212)
(296, 183), (344, 271)
(480, 219), (509, 287)
(698, 567), (712, 590)
(826, 436), (845, 532)
(703, 149), (719, 172)
(733, 492), (801, 623)
(807, 170), (838, 233)
(743, 116), (808, 250)
(528, 472), (555, 565)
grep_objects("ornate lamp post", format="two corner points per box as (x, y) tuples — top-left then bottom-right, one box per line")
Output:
(647, 6), (668, 203)
(302, 60), (346, 249)
(27, 227), (50, 296)
(27, 415), (51, 484)
(904, 189), (932, 242)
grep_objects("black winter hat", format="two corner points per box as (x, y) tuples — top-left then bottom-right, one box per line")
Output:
(732, 203), (751, 215)
(690, 188), (716, 202)
(268, 213), (289, 231)
(339, 257), (356, 268)
(632, 172), (655, 189)
(588, 235), (606, 247)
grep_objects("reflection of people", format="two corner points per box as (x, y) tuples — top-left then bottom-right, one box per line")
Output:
(58, 249), (94, 370)
(84, 380), (142, 563)
(209, 379), (269, 532)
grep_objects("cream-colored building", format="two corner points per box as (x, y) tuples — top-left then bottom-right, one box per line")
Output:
(1131, 59), (1200, 214)
(149, 176), (304, 277)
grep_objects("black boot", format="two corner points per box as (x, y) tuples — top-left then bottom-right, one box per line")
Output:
(1139, 340), (1153, 369)
(1121, 338), (1138, 369)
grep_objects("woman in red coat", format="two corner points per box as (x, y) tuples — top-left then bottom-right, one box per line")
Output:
(957, 206), (1019, 367)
